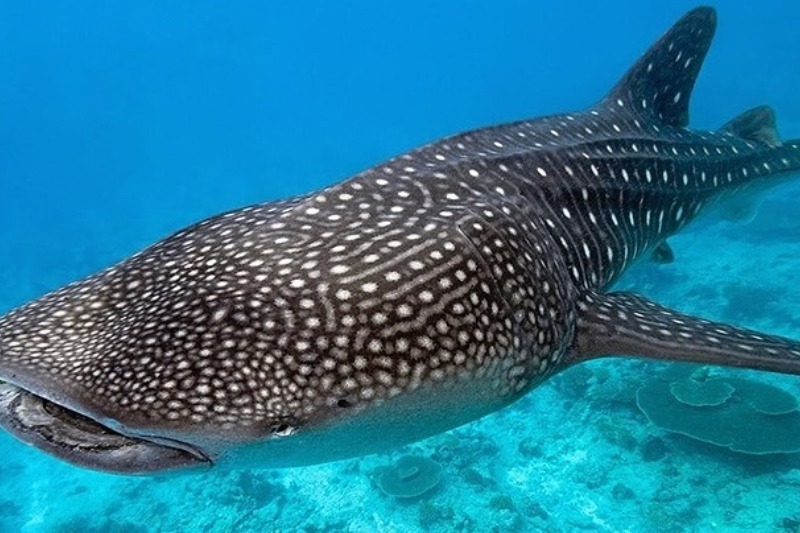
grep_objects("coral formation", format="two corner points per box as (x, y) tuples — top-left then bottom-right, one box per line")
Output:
(637, 374), (800, 454)
(375, 455), (443, 499)
(669, 378), (734, 407)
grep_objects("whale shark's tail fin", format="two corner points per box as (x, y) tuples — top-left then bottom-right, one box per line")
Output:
(601, 6), (716, 128)
(570, 292), (800, 376)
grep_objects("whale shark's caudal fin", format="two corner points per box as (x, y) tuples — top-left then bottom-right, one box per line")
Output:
(601, 6), (716, 127)
(569, 292), (800, 375)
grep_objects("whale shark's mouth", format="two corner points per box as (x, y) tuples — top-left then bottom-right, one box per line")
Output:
(0, 383), (210, 474)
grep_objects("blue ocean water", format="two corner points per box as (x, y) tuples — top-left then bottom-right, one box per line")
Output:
(0, 1), (799, 531)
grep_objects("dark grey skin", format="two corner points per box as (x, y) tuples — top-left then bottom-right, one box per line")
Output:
(0, 7), (799, 474)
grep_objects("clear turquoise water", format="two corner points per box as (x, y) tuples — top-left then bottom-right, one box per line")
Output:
(0, 1), (798, 530)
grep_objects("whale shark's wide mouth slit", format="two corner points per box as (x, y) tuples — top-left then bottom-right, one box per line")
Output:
(0, 383), (210, 474)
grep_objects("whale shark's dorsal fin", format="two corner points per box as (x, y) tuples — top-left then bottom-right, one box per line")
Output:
(602, 6), (717, 127)
(720, 105), (782, 148)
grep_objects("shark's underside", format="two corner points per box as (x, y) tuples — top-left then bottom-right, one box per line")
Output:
(0, 6), (798, 474)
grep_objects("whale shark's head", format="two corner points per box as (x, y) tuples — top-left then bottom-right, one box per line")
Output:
(0, 210), (339, 473)
(0, 259), (263, 473)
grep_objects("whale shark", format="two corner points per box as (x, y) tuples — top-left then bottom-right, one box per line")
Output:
(0, 6), (798, 474)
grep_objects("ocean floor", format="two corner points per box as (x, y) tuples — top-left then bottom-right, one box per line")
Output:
(0, 185), (799, 532)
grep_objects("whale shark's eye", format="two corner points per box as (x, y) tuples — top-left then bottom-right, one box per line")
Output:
(336, 398), (352, 409)
(271, 423), (294, 437)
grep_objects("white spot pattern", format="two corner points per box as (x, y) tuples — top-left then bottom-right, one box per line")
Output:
(0, 6), (798, 473)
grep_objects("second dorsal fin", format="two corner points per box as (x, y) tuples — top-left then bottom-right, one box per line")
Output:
(602, 7), (717, 128)
(720, 106), (782, 148)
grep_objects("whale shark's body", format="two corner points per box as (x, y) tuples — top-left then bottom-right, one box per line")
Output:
(1, 7), (799, 473)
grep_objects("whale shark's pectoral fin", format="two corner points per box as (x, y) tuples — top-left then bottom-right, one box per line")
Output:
(569, 292), (800, 375)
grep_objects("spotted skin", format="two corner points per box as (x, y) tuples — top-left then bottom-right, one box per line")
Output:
(0, 7), (799, 473)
